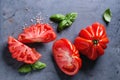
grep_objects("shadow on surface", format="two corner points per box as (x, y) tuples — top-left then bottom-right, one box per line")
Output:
(25, 42), (45, 49)
(80, 54), (98, 71)
(2, 44), (23, 69)
(51, 54), (73, 80)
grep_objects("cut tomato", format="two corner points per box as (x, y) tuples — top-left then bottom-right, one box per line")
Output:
(8, 36), (41, 64)
(52, 38), (82, 76)
(18, 23), (56, 43)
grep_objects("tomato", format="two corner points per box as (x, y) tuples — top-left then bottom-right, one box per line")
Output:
(52, 38), (82, 76)
(18, 23), (56, 43)
(74, 22), (109, 60)
(8, 36), (41, 64)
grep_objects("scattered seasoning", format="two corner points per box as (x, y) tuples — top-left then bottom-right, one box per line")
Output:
(35, 15), (44, 23)
(36, 18), (41, 23)
(30, 19), (34, 23)
(22, 23), (27, 30)
(22, 12), (46, 30)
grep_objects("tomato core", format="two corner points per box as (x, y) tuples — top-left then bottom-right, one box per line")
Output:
(93, 40), (99, 45)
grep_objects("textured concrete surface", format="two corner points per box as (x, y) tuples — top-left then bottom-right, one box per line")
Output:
(0, 0), (120, 80)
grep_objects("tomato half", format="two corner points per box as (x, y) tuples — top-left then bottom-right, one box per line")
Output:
(18, 23), (56, 43)
(74, 22), (109, 60)
(8, 36), (41, 64)
(53, 38), (82, 76)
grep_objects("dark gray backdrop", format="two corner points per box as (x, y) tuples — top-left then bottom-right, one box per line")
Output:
(0, 0), (120, 80)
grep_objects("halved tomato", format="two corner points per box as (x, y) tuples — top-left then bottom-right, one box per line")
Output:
(52, 38), (82, 76)
(8, 36), (41, 64)
(18, 23), (56, 43)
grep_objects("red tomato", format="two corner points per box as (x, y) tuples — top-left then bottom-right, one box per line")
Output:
(8, 36), (41, 64)
(74, 22), (109, 60)
(53, 38), (82, 76)
(18, 23), (56, 43)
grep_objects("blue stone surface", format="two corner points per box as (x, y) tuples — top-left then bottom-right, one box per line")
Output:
(0, 0), (120, 80)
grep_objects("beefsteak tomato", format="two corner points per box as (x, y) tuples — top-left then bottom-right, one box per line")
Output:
(74, 22), (109, 60)
(18, 23), (56, 43)
(8, 36), (41, 64)
(53, 38), (82, 76)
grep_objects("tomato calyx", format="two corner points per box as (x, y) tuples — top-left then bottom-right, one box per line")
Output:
(93, 39), (99, 45)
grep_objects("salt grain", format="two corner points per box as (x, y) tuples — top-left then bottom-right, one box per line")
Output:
(30, 19), (34, 22)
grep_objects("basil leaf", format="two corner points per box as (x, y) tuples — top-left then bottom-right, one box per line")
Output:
(50, 14), (65, 22)
(18, 64), (31, 73)
(103, 8), (112, 23)
(58, 20), (72, 32)
(65, 12), (78, 22)
(31, 61), (46, 70)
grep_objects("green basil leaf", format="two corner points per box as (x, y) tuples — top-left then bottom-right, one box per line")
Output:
(50, 14), (65, 22)
(58, 20), (72, 32)
(65, 12), (78, 22)
(31, 61), (46, 70)
(18, 64), (31, 73)
(103, 8), (112, 23)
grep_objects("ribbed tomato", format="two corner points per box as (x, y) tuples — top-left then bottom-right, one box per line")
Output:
(18, 23), (56, 43)
(53, 38), (82, 76)
(74, 22), (109, 60)
(8, 36), (41, 64)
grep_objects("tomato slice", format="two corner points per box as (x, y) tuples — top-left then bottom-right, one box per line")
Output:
(53, 38), (82, 76)
(8, 36), (41, 64)
(18, 23), (56, 43)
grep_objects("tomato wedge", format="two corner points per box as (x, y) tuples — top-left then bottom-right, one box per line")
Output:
(52, 38), (82, 76)
(8, 36), (41, 64)
(18, 23), (56, 43)
(74, 22), (109, 60)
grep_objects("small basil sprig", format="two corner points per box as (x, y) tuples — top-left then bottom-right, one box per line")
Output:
(18, 61), (46, 73)
(18, 64), (31, 73)
(103, 8), (112, 23)
(50, 12), (78, 32)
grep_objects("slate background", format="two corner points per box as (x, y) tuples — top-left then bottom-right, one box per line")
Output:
(0, 0), (120, 80)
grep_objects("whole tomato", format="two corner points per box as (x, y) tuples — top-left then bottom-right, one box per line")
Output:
(74, 22), (109, 60)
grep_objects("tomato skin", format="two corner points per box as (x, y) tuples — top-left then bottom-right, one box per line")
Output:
(74, 22), (109, 60)
(8, 36), (41, 64)
(53, 38), (82, 76)
(18, 23), (56, 43)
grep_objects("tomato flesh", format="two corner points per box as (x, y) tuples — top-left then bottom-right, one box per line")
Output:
(53, 38), (82, 75)
(18, 23), (56, 43)
(8, 36), (41, 64)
